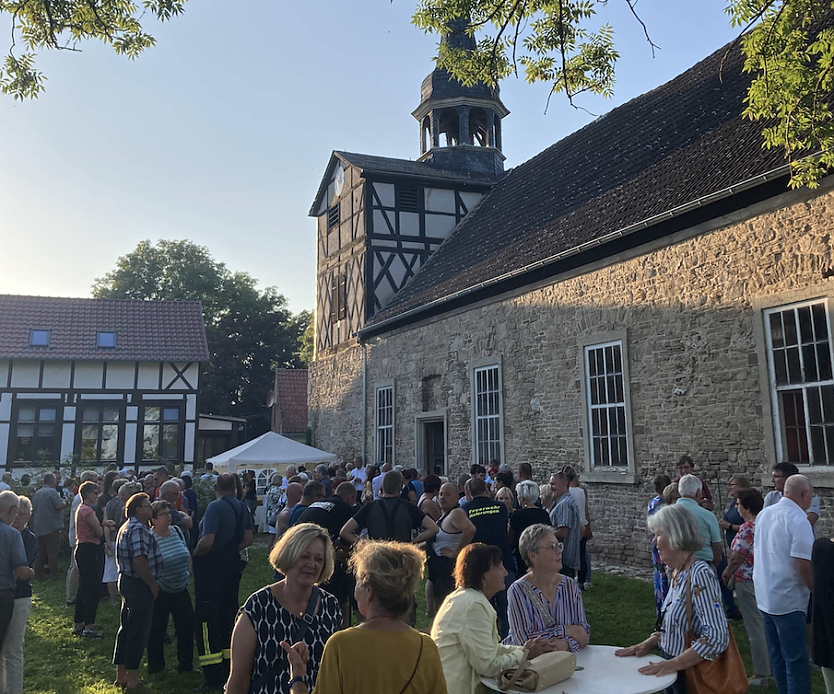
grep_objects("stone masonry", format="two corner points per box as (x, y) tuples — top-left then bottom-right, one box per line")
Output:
(309, 183), (834, 569)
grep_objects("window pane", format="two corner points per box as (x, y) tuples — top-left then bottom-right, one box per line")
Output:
(588, 351), (597, 377)
(101, 424), (119, 460)
(812, 427), (826, 463)
(143, 425), (159, 459)
(17, 407), (35, 422)
(787, 347), (802, 383)
(162, 424), (179, 459)
(823, 386), (834, 422)
(799, 306), (814, 343)
(144, 407), (160, 422)
(39, 408), (56, 422)
(103, 407), (120, 422)
(770, 313), (784, 348)
(812, 303), (828, 341)
(808, 387), (823, 424)
(826, 427), (834, 465)
(82, 408), (100, 422)
(163, 408), (179, 422)
(803, 345), (819, 382)
(16, 424), (34, 437)
(818, 343), (833, 381)
(784, 312), (798, 346)
(38, 424), (55, 437)
(774, 350), (788, 385)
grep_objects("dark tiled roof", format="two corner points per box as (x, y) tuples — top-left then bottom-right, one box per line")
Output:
(273, 369), (308, 434)
(0, 295), (210, 362)
(366, 36), (789, 329)
(336, 151), (497, 183)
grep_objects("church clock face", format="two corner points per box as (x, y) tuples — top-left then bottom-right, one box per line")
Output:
(334, 165), (345, 196)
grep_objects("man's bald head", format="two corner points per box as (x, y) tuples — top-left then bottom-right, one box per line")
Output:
(336, 481), (356, 505)
(285, 482), (304, 506)
(784, 474), (813, 509)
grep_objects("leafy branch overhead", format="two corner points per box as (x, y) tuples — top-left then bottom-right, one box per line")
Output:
(0, 0), (187, 100)
(413, 0), (834, 188)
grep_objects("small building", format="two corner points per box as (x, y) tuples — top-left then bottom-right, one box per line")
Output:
(0, 295), (209, 473)
(271, 368), (309, 442)
(196, 413), (247, 465)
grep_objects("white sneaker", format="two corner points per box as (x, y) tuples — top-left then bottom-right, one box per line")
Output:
(748, 676), (770, 687)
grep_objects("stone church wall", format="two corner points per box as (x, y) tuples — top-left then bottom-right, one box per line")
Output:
(310, 183), (834, 568)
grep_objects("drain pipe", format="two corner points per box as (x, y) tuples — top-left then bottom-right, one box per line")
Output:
(360, 336), (367, 464)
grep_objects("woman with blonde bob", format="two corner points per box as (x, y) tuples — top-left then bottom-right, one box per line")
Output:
(281, 540), (447, 694)
(226, 523), (342, 694)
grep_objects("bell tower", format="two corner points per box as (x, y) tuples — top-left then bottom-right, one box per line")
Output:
(413, 19), (509, 180)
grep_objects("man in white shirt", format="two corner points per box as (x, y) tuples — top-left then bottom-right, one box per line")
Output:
(763, 462), (821, 531)
(754, 474), (815, 694)
(349, 456), (367, 502)
(373, 463), (391, 500)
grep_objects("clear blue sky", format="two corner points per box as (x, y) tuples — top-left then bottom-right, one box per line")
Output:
(0, 1), (738, 314)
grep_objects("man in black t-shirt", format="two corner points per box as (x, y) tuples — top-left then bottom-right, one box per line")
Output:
(465, 476), (516, 639)
(340, 471), (438, 545)
(299, 482), (356, 625)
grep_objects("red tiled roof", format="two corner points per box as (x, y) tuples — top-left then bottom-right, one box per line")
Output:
(0, 295), (209, 362)
(273, 369), (308, 434)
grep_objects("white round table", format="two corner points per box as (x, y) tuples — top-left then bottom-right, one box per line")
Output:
(480, 645), (678, 694)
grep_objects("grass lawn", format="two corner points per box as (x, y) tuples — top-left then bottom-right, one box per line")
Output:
(24, 547), (827, 693)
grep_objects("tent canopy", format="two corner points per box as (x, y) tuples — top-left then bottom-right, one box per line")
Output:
(207, 431), (337, 473)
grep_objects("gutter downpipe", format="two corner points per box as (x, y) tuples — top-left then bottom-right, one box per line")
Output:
(356, 163), (792, 338)
(360, 336), (367, 464)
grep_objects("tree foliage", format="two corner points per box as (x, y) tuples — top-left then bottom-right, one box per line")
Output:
(92, 239), (309, 423)
(0, 0), (187, 100)
(413, 0), (834, 187)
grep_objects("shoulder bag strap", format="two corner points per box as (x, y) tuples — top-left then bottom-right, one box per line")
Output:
(685, 570), (694, 638)
(398, 634), (424, 694)
(518, 579), (557, 629)
(247, 586), (320, 694)
(500, 647), (531, 692)
(221, 495), (245, 544)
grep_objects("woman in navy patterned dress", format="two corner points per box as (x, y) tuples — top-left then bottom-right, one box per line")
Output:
(648, 474), (671, 619)
(226, 523), (342, 694)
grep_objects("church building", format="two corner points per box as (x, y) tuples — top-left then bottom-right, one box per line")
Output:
(308, 24), (834, 566)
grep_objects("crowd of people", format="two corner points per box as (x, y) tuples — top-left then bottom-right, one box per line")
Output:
(0, 453), (827, 694)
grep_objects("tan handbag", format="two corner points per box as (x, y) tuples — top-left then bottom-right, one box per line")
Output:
(497, 650), (577, 692)
(683, 573), (749, 694)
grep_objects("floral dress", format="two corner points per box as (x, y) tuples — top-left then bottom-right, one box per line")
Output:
(647, 496), (669, 617)
(265, 484), (283, 527)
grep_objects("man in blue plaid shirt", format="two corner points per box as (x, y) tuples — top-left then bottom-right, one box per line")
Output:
(113, 493), (162, 691)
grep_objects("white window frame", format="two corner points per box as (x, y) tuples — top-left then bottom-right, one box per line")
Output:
(471, 360), (504, 466)
(763, 298), (834, 466)
(375, 382), (394, 465)
(578, 331), (637, 483)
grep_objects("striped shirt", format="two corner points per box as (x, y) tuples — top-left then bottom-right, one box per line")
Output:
(116, 517), (163, 580)
(659, 560), (729, 660)
(504, 575), (590, 651)
(151, 526), (190, 593)
(549, 492), (581, 570)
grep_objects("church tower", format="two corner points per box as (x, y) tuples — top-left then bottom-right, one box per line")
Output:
(413, 19), (509, 180)
(310, 22), (509, 355)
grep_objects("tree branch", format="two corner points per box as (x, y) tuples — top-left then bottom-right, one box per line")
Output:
(624, 0), (659, 57)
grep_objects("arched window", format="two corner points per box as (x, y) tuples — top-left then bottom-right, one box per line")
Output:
(421, 116), (431, 153)
(438, 108), (459, 147)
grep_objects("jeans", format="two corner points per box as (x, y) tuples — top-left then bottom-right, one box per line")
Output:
(761, 610), (811, 694)
(113, 576), (155, 671)
(715, 556), (739, 615)
(33, 530), (61, 579)
(578, 537), (592, 585)
(0, 597), (31, 694)
(148, 587), (194, 673)
(74, 543), (104, 626)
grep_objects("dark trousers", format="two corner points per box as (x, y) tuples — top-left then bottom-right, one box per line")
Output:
(0, 589), (15, 652)
(33, 530), (61, 578)
(715, 556), (738, 615)
(660, 651), (687, 694)
(74, 543), (104, 625)
(578, 537), (590, 585)
(113, 575), (155, 671)
(148, 587), (194, 673)
(490, 568), (516, 640)
(194, 561), (241, 686)
(560, 565), (577, 578)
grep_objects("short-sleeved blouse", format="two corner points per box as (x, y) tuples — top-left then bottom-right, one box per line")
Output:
(241, 585), (341, 694)
(729, 520), (755, 583)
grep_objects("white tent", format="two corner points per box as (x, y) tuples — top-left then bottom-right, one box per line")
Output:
(207, 431), (337, 473)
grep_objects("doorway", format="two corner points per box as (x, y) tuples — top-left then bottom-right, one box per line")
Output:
(415, 411), (447, 477)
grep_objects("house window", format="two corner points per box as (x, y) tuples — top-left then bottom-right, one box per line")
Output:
(29, 329), (50, 347)
(11, 401), (61, 464)
(765, 300), (834, 464)
(256, 469), (276, 496)
(80, 406), (121, 463)
(375, 385), (394, 464)
(473, 364), (502, 465)
(97, 331), (117, 348)
(140, 405), (181, 461)
(584, 341), (629, 467)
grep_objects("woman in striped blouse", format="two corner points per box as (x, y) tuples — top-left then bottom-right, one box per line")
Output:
(616, 504), (729, 694)
(505, 524), (590, 651)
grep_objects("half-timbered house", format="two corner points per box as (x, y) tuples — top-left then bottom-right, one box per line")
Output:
(308, 24), (834, 567)
(0, 295), (209, 473)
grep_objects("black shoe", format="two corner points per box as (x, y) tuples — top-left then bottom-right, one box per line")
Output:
(82, 629), (103, 639)
(177, 665), (195, 674)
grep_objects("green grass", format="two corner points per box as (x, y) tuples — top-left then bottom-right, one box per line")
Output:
(24, 550), (827, 693)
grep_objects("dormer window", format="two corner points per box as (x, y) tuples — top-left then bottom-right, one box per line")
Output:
(29, 329), (50, 347)
(97, 331), (117, 349)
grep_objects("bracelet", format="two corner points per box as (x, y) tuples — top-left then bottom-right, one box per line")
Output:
(288, 676), (306, 690)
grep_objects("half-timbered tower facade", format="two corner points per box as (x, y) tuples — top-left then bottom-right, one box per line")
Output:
(0, 296), (209, 472)
(310, 21), (508, 355)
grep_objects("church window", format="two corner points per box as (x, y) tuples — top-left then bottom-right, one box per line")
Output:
(764, 299), (834, 464)
(375, 385), (394, 465)
(584, 341), (629, 468)
(473, 364), (502, 465)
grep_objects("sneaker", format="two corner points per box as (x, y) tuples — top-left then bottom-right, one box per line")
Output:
(82, 629), (103, 639)
(748, 676), (770, 687)
(71, 626), (84, 637)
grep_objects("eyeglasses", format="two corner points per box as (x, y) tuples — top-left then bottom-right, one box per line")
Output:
(536, 542), (563, 553)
